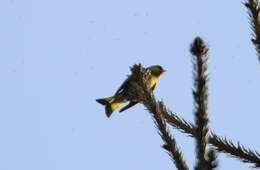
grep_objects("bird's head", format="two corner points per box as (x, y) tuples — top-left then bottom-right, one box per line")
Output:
(147, 65), (166, 76)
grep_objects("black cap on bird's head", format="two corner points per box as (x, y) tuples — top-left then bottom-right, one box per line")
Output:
(147, 65), (166, 76)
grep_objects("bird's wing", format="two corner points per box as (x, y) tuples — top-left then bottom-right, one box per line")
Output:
(119, 101), (138, 113)
(114, 76), (131, 95)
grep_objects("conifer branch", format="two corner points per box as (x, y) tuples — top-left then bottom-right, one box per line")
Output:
(147, 98), (189, 170)
(163, 110), (260, 168)
(128, 64), (260, 168)
(210, 134), (260, 168)
(245, 0), (260, 61)
(190, 37), (217, 170)
(129, 64), (189, 170)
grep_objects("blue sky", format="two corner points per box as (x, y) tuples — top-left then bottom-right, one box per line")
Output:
(1, 0), (260, 169)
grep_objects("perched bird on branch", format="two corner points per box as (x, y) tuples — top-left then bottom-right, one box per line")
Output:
(96, 65), (165, 117)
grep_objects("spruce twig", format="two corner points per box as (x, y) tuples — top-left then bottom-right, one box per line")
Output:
(245, 0), (260, 61)
(129, 64), (189, 170)
(126, 64), (260, 168)
(190, 37), (217, 170)
(211, 134), (260, 168)
(163, 110), (260, 168)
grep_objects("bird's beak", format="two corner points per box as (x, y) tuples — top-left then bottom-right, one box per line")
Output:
(162, 69), (166, 73)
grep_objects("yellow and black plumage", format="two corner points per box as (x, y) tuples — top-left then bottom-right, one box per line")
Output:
(96, 65), (165, 117)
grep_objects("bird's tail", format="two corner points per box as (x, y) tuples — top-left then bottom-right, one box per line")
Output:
(96, 96), (123, 117)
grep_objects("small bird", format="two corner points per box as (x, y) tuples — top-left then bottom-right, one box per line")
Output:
(96, 65), (165, 117)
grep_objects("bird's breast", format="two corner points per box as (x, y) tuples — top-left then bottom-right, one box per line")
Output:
(149, 76), (160, 88)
